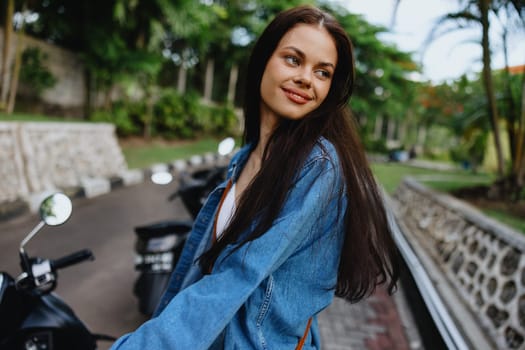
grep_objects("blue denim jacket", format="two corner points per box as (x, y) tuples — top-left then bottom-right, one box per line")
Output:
(110, 138), (347, 350)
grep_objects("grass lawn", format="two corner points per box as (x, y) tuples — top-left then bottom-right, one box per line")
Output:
(372, 162), (523, 233)
(0, 112), (81, 122)
(483, 209), (525, 233)
(120, 137), (236, 170)
(371, 162), (494, 194)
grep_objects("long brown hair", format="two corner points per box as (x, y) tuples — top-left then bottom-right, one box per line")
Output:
(199, 5), (398, 302)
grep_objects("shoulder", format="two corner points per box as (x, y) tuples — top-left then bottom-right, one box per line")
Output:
(303, 137), (340, 171)
(229, 144), (251, 165)
(294, 137), (342, 186)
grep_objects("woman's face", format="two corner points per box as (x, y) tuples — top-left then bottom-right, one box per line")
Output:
(260, 24), (337, 123)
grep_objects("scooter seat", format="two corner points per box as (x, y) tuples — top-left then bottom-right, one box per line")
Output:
(134, 220), (193, 238)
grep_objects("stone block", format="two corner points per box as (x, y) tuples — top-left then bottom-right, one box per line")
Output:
(119, 169), (144, 186)
(189, 155), (203, 166)
(80, 176), (110, 198)
(172, 160), (188, 172)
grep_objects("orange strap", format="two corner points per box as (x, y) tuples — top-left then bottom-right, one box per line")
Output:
(295, 317), (313, 350)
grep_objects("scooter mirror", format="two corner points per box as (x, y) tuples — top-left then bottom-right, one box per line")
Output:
(151, 172), (173, 185)
(218, 137), (235, 156)
(39, 193), (73, 226)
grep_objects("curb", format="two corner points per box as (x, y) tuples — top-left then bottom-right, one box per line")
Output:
(0, 152), (233, 222)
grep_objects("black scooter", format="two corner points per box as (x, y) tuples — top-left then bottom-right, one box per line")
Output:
(0, 193), (115, 349)
(133, 138), (235, 316)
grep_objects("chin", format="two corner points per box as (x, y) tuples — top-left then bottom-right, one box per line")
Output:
(279, 114), (306, 121)
(278, 108), (311, 121)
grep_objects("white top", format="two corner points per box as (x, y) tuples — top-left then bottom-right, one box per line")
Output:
(216, 183), (237, 239)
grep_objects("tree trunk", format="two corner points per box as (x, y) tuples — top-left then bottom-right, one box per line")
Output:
(143, 92), (153, 140)
(417, 125), (427, 146)
(1, 0), (14, 108)
(515, 74), (525, 195)
(480, 0), (505, 177)
(386, 117), (396, 141)
(204, 58), (214, 102)
(227, 64), (238, 104)
(177, 65), (187, 94)
(501, 17), (518, 163)
(397, 120), (406, 142)
(373, 115), (383, 140)
(390, 0), (401, 27)
(83, 68), (93, 119)
(6, 31), (24, 114)
(81, 0), (91, 119)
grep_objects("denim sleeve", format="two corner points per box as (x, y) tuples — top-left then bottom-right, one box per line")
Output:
(110, 154), (342, 350)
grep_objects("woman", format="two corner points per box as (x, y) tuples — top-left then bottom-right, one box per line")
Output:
(111, 5), (398, 349)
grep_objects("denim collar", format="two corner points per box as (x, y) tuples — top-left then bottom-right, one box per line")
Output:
(229, 143), (254, 182)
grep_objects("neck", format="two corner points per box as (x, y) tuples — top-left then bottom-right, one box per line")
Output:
(255, 106), (279, 160)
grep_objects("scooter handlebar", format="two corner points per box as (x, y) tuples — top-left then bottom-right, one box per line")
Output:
(51, 249), (94, 270)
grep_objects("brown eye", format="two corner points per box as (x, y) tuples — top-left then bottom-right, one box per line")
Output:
(285, 55), (300, 66)
(315, 70), (331, 79)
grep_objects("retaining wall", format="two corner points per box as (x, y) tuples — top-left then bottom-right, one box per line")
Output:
(392, 177), (525, 349)
(0, 122), (141, 216)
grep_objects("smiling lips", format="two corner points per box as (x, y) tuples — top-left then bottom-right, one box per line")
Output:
(282, 87), (313, 105)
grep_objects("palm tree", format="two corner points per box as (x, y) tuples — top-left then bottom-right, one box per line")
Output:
(492, 0), (525, 198)
(424, 1), (505, 176)
(397, 0), (524, 197)
(1, 0), (14, 112)
(478, 0), (505, 177)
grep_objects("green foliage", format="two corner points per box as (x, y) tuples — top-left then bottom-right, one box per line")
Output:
(362, 136), (389, 154)
(449, 129), (487, 171)
(89, 102), (142, 137)
(154, 89), (195, 138)
(153, 89), (238, 139)
(83, 29), (163, 90)
(91, 89), (238, 139)
(20, 47), (57, 95)
(210, 103), (238, 135)
(416, 76), (493, 167)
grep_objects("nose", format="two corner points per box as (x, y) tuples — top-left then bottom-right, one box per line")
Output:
(293, 69), (312, 88)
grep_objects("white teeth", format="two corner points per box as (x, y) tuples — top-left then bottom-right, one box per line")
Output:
(291, 92), (306, 100)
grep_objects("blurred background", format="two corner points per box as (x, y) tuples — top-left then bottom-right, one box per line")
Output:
(0, 0), (523, 233)
(1, 2), (525, 349)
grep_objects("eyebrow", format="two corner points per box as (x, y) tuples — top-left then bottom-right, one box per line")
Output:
(282, 46), (336, 69)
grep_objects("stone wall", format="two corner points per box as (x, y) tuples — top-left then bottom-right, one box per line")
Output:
(392, 177), (525, 349)
(0, 122), (135, 210)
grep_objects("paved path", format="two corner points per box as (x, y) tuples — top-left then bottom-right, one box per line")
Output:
(319, 287), (422, 350)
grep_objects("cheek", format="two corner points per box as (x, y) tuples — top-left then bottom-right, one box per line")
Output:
(259, 74), (272, 103)
(261, 60), (279, 85)
(317, 83), (332, 105)
(260, 64), (281, 100)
